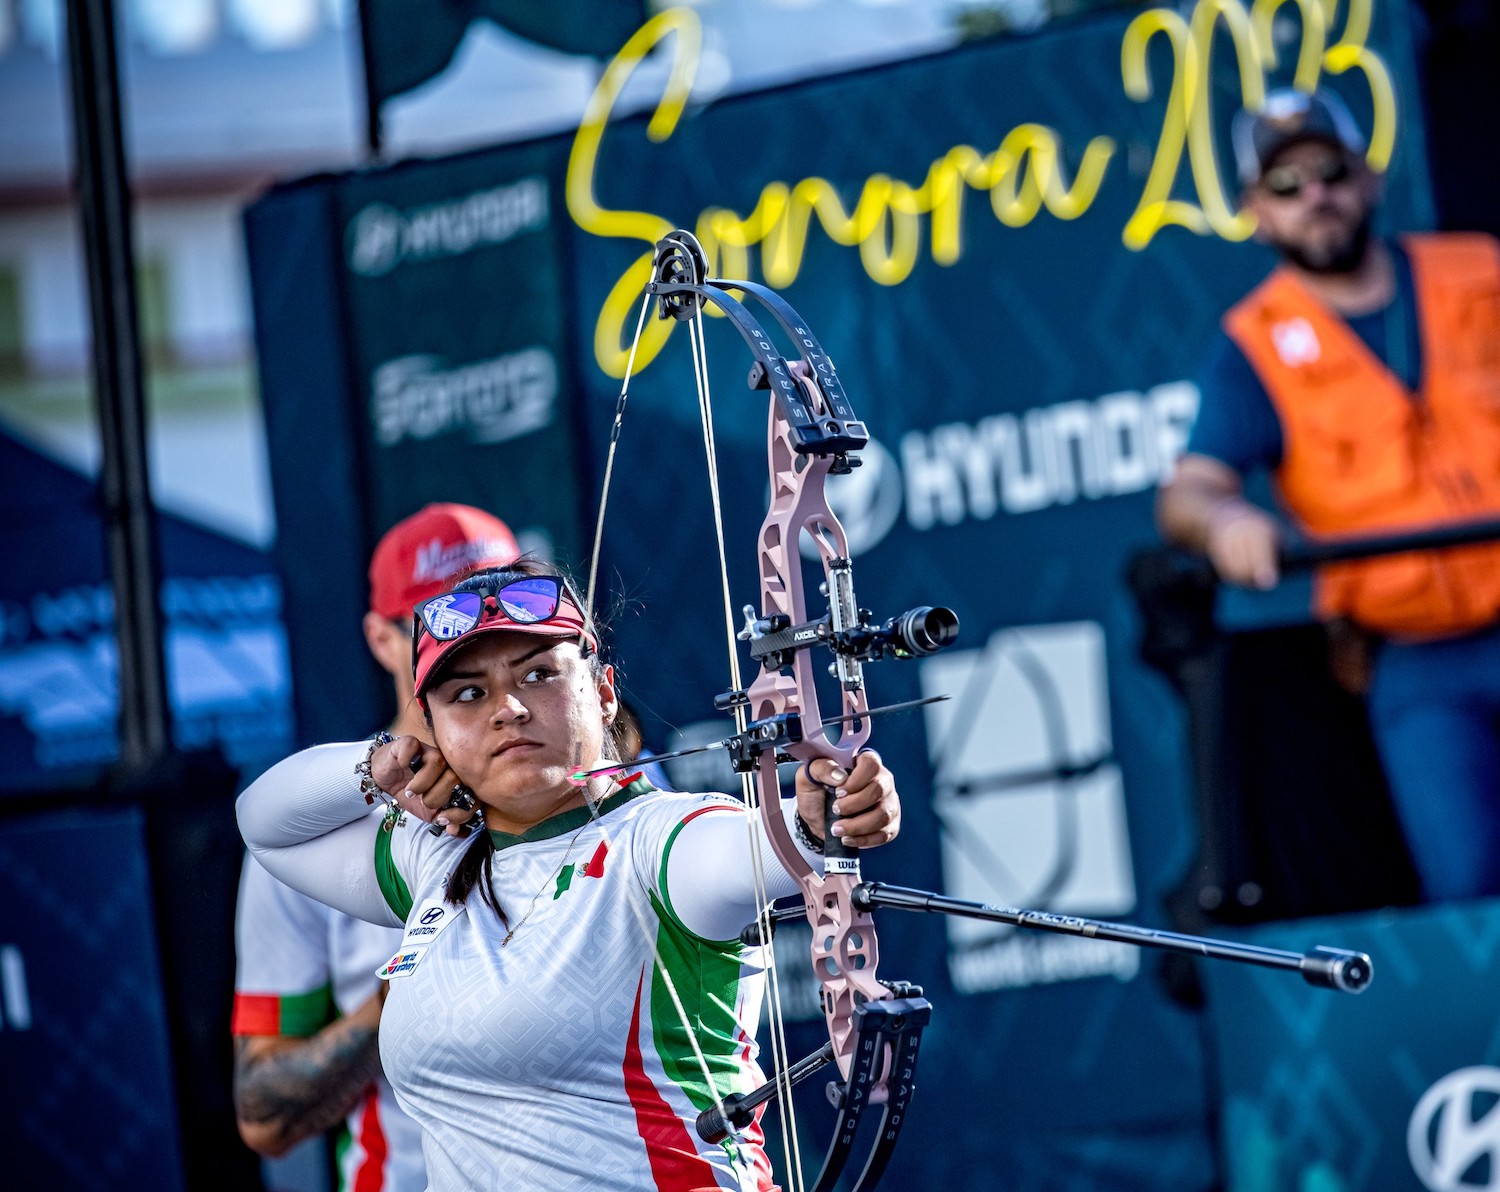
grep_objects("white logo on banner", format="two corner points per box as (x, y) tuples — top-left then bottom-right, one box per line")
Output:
(782, 384), (1197, 557)
(346, 177), (549, 277)
(1409, 1067), (1500, 1191)
(371, 350), (557, 447)
(919, 622), (1138, 993)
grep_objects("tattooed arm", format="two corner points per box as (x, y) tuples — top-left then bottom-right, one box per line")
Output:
(233, 986), (386, 1156)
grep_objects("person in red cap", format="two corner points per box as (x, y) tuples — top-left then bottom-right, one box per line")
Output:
(237, 558), (903, 1192)
(362, 503), (521, 715)
(231, 503), (518, 1190)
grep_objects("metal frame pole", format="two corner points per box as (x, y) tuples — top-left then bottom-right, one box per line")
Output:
(63, 0), (170, 773)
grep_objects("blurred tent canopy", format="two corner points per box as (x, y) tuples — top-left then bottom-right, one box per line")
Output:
(358, 0), (650, 130)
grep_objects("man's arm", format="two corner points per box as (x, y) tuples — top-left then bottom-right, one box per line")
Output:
(233, 987), (386, 1157)
(1157, 453), (1282, 589)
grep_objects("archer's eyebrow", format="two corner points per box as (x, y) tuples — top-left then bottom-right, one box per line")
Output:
(441, 641), (561, 682)
(506, 641), (562, 666)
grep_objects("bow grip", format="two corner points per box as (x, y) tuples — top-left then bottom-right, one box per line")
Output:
(820, 771), (859, 871)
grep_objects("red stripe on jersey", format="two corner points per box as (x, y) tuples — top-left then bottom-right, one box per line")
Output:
(231, 993), (280, 1035)
(352, 1085), (388, 1192)
(733, 1017), (774, 1189)
(680, 805), (735, 826)
(622, 967), (721, 1191)
(744, 1115), (776, 1192)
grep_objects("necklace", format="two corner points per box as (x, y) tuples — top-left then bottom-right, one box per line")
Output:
(498, 785), (607, 946)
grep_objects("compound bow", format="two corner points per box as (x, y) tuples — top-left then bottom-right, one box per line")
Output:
(587, 228), (1372, 1192)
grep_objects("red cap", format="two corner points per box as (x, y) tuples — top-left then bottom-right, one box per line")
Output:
(413, 582), (594, 699)
(368, 504), (521, 621)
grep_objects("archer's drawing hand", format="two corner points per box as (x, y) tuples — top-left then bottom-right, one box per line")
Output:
(370, 735), (480, 837)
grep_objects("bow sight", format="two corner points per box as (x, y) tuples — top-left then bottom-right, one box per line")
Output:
(740, 600), (961, 671)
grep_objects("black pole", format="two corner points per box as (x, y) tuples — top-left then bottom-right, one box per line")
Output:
(1278, 515), (1500, 571)
(1171, 515), (1500, 586)
(356, 0), (384, 159)
(63, 0), (171, 774)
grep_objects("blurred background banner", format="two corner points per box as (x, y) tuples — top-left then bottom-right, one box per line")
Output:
(246, 136), (582, 745)
(1206, 902), (1500, 1191)
(243, 0), (1434, 1184)
(335, 142), (581, 548)
(0, 427), (291, 793)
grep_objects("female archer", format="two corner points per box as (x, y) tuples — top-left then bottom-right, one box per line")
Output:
(237, 557), (902, 1192)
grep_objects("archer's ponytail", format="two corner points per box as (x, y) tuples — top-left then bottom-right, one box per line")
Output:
(445, 827), (505, 917)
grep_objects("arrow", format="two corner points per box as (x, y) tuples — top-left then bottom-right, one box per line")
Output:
(568, 695), (949, 785)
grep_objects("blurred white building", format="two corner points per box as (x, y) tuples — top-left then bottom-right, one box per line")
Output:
(0, 0), (976, 551)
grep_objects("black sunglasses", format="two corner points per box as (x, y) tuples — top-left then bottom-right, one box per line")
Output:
(1262, 156), (1353, 199)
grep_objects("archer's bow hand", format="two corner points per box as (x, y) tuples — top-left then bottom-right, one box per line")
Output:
(795, 749), (900, 851)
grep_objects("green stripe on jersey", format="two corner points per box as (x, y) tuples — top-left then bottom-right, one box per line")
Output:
(646, 892), (757, 1114)
(655, 817), (698, 938)
(279, 983), (334, 1037)
(374, 812), (413, 921)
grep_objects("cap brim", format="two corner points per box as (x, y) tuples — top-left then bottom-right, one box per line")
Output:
(414, 620), (593, 698)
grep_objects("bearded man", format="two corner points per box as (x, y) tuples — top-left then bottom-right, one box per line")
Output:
(1157, 88), (1500, 902)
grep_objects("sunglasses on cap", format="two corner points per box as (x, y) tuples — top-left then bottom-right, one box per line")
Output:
(1261, 155), (1353, 199)
(411, 575), (593, 689)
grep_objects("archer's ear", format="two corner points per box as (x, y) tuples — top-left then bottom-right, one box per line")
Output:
(364, 611), (409, 679)
(597, 663), (618, 725)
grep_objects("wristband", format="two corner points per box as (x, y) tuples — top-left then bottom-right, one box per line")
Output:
(793, 811), (826, 856)
(355, 731), (396, 807)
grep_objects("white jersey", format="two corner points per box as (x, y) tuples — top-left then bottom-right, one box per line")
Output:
(234, 856), (426, 1192)
(238, 743), (823, 1192)
(374, 782), (776, 1192)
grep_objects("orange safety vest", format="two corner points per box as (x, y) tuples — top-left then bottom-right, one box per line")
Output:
(1223, 233), (1500, 638)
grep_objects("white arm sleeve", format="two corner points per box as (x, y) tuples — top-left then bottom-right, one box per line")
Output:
(664, 798), (822, 942)
(236, 742), (402, 928)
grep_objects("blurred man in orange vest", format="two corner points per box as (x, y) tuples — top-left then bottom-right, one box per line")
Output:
(1158, 88), (1500, 902)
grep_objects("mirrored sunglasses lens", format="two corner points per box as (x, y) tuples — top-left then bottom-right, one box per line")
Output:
(1320, 159), (1351, 186)
(1264, 169), (1301, 198)
(421, 591), (484, 639)
(497, 578), (561, 623)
